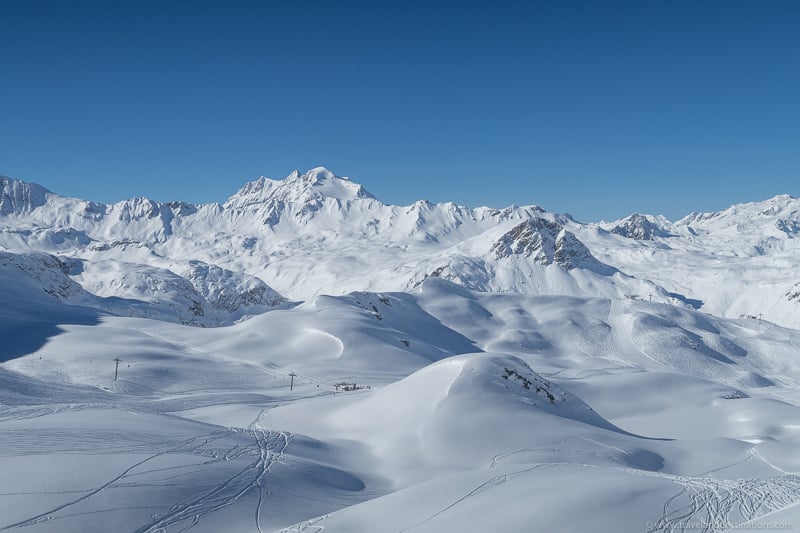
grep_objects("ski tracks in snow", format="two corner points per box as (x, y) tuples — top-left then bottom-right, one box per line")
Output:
(624, 466), (800, 533)
(136, 429), (292, 533)
(0, 427), (293, 533)
(397, 463), (552, 532)
(0, 429), (231, 530)
(491, 441), (800, 533)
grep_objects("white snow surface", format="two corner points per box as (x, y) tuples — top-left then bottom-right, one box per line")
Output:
(2, 169), (800, 532)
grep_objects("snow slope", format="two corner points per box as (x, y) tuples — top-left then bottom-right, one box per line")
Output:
(2, 169), (800, 532)
(3, 271), (800, 531)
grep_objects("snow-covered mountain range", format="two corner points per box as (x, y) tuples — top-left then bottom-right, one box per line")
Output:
(2, 168), (798, 327)
(3, 168), (800, 532)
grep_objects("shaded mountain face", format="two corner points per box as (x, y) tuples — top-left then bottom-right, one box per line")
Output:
(0, 251), (86, 302)
(1, 170), (799, 327)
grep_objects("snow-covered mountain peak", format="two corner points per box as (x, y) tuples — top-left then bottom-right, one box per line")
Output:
(676, 194), (800, 230)
(607, 213), (673, 240)
(491, 218), (604, 270)
(1, 176), (50, 215)
(298, 166), (336, 183)
(296, 166), (376, 200)
(662, 194), (800, 254)
(224, 167), (376, 213)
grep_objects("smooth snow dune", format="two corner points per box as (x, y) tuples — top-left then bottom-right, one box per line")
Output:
(606, 298), (800, 388)
(263, 353), (666, 488)
(135, 289), (480, 386)
(2, 287), (481, 398)
(416, 278), (800, 388)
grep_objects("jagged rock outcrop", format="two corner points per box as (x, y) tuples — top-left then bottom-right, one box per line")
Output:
(788, 283), (800, 303)
(609, 213), (670, 240)
(491, 218), (602, 270)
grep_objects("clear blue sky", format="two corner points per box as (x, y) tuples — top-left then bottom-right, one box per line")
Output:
(1, 1), (798, 221)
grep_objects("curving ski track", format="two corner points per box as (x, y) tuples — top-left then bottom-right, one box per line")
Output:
(135, 430), (292, 533)
(625, 467), (800, 533)
(0, 426), (293, 533)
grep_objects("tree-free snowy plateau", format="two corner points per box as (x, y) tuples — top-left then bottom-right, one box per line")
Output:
(2, 168), (800, 532)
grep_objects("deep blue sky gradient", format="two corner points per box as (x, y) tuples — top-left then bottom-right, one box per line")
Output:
(1, 0), (798, 221)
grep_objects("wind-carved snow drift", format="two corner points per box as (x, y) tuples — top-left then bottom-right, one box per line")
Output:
(1, 168), (799, 327)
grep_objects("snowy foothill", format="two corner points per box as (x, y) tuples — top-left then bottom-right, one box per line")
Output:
(1, 170), (800, 532)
